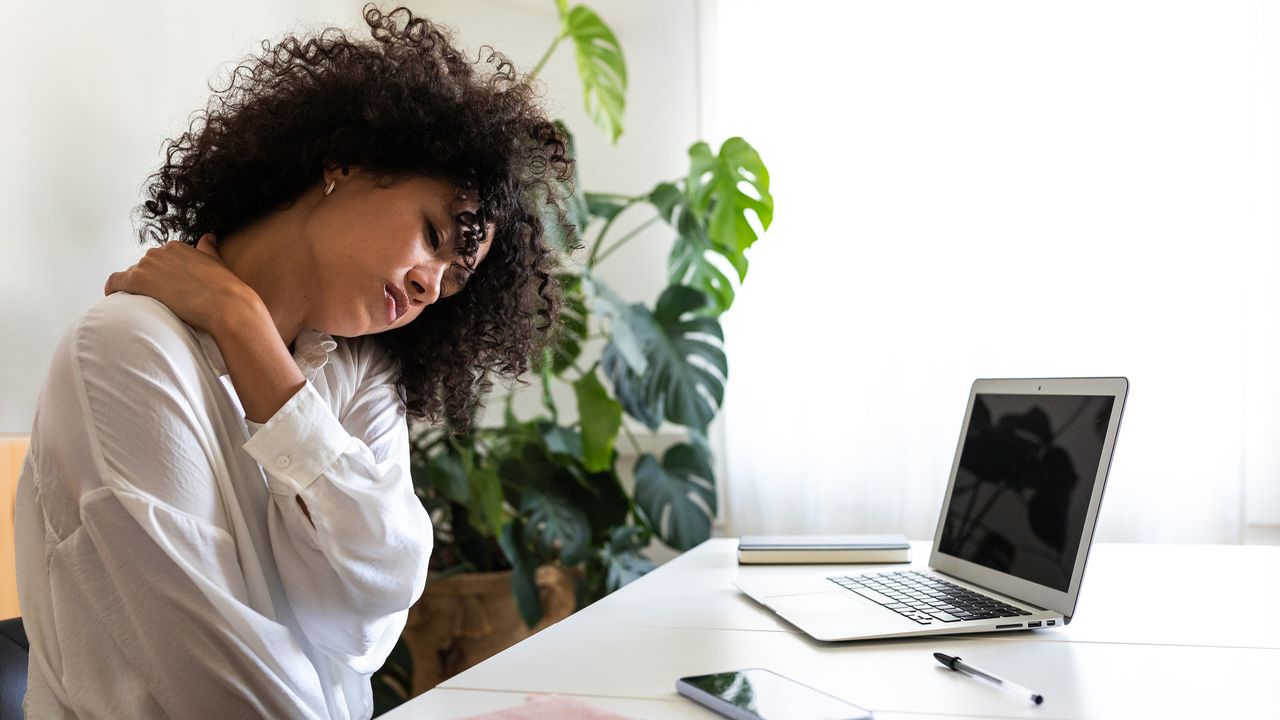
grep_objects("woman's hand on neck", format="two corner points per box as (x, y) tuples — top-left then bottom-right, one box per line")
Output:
(215, 191), (322, 349)
(206, 194), (322, 423)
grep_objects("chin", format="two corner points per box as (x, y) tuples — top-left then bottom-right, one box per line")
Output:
(313, 317), (374, 339)
(363, 319), (404, 336)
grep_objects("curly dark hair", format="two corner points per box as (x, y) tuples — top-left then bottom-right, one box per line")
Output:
(134, 5), (574, 429)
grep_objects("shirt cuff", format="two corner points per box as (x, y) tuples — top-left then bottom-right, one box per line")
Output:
(242, 381), (352, 494)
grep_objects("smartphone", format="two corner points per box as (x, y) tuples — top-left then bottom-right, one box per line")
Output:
(676, 668), (873, 720)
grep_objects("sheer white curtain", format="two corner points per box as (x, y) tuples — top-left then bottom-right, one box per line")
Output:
(703, 0), (1280, 544)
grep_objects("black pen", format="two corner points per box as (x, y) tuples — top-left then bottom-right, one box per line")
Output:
(934, 652), (1044, 706)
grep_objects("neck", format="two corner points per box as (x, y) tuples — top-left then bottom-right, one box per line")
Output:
(216, 198), (319, 349)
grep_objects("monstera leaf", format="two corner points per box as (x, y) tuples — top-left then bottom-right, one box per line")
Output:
(521, 490), (591, 565)
(601, 285), (726, 431)
(648, 181), (683, 224)
(545, 273), (588, 374)
(573, 368), (623, 472)
(585, 192), (630, 221)
(499, 431), (628, 542)
(499, 520), (543, 628)
(667, 206), (736, 316)
(654, 139), (772, 316)
(601, 526), (656, 592)
(537, 419), (583, 460)
(686, 137), (773, 279)
(560, 2), (627, 143)
(586, 275), (651, 376)
(466, 466), (505, 538)
(634, 442), (716, 551)
(424, 450), (471, 502)
(565, 464), (630, 537)
(653, 181), (736, 314)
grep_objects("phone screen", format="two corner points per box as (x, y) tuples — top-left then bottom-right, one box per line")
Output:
(677, 668), (873, 720)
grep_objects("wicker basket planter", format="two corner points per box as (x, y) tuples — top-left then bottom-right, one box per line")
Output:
(402, 565), (576, 694)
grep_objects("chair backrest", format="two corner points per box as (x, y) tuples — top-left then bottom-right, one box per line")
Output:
(1, 435), (28, 621)
(0, 616), (27, 717)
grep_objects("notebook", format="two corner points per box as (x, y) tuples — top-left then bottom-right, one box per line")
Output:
(737, 534), (911, 564)
(462, 695), (633, 719)
(733, 377), (1128, 642)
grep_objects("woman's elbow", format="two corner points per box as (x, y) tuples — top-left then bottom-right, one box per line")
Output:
(357, 518), (432, 613)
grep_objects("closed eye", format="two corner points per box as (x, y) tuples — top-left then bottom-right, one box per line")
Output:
(426, 219), (440, 251)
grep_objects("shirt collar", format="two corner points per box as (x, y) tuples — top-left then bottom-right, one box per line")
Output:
(196, 327), (338, 382)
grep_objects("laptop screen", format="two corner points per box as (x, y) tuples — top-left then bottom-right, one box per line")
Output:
(937, 393), (1116, 592)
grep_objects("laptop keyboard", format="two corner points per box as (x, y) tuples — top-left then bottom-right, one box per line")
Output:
(828, 570), (1033, 625)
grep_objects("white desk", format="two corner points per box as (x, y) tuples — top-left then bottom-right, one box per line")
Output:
(385, 540), (1280, 719)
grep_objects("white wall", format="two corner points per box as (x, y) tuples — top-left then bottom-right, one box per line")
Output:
(0, 0), (699, 433)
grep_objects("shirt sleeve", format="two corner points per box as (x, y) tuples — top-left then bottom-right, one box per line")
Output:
(69, 295), (333, 719)
(242, 338), (432, 672)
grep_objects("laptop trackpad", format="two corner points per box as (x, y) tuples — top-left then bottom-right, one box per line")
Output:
(769, 591), (912, 640)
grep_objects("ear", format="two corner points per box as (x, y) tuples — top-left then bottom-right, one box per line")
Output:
(321, 162), (355, 187)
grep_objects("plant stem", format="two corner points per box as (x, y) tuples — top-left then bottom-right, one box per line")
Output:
(620, 421), (642, 457)
(540, 366), (558, 421)
(529, 35), (564, 80)
(630, 500), (659, 539)
(593, 215), (662, 266)
(587, 198), (641, 267)
(551, 361), (591, 386)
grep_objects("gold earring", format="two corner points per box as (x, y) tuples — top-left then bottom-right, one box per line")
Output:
(324, 178), (337, 197)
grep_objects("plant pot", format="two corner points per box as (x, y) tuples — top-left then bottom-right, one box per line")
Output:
(401, 565), (576, 695)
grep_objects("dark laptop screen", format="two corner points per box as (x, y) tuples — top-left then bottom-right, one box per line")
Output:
(938, 393), (1115, 592)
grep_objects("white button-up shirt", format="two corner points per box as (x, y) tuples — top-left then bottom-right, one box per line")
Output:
(14, 292), (432, 719)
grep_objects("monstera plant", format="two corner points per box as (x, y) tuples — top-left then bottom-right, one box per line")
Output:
(411, 0), (772, 623)
(373, 1), (772, 710)
(365, 9), (773, 710)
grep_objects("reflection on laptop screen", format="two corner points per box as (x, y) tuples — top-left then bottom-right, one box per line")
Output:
(938, 393), (1115, 592)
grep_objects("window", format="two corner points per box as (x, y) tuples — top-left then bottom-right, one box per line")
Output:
(703, 0), (1280, 543)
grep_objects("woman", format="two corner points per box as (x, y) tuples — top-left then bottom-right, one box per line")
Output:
(14, 6), (569, 719)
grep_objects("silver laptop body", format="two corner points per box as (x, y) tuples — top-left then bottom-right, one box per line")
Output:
(734, 377), (1128, 642)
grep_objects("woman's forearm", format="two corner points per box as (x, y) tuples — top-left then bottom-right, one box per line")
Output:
(214, 294), (307, 425)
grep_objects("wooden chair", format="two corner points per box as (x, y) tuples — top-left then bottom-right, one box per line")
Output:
(0, 435), (28, 621)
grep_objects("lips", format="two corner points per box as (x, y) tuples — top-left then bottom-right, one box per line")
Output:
(384, 283), (408, 323)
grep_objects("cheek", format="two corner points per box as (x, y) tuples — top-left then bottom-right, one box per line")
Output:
(309, 232), (365, 281)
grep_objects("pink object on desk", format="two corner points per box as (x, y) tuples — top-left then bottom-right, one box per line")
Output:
(461, 694), (634, 719)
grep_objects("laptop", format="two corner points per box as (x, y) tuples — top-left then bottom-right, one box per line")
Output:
(733, 377), (1128, 642)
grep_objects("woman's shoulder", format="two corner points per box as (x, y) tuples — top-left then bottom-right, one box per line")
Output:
(79, 292), (191, 335)
(69, 293), (204, 369)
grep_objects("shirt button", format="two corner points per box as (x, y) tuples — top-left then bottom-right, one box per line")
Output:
(275, 455), (291, 469)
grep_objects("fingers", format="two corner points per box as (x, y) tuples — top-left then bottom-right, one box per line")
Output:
(104, 271), (122, 296)
(195, 233), (219, 257)
(104, 235), (221, 298)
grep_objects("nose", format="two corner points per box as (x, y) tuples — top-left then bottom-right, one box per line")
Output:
(405, 262), (447, 306)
